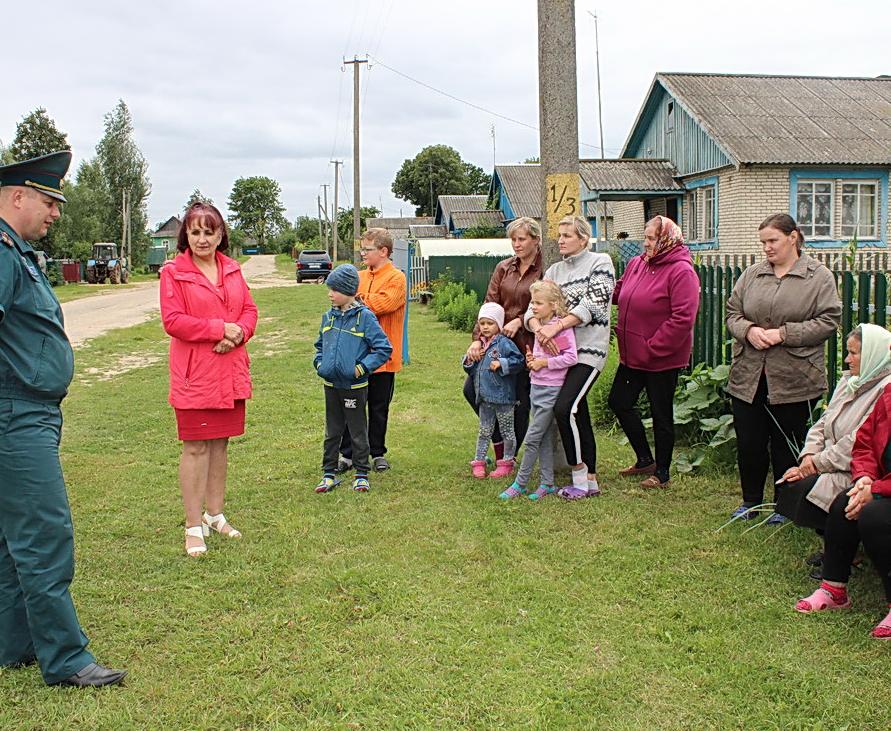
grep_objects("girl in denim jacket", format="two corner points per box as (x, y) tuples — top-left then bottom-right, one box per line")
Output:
(463, 302), (524, 479)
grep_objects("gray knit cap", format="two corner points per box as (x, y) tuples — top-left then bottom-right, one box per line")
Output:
(326, 264), (360, 296)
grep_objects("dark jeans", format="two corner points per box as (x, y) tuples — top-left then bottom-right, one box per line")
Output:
(731, 375), (812, 505)
(608, 364), (679, 481)
(324, 386), (369, 475)
(463, 367), (531, 450)
(555, 363), (600, 471)
(775, 474), (828, 532)
(823, 492), (891, 601)
(340, 372), (395, 461)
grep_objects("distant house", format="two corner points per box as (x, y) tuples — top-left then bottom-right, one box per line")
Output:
(367, 216), (434, 241)
(599, 73), (891, 254)
(151, 216), (181, 252)
(449, 209), (505, 237)
(408, 224), (447, 239)
(489, 163), (613, 236)
(433, 195), (492, 236)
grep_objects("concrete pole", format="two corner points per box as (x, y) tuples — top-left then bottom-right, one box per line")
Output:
(345, 56), (368, 264)
(538, 0), (581, 268)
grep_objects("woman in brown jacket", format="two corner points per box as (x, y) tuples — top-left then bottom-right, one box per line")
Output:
(726, 213), (841, 522)
(463, 217), (543, 463)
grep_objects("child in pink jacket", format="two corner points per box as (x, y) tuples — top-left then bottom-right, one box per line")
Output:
(500, 280), (578, 500)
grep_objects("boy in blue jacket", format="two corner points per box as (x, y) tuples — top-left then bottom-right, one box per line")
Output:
(314, 264), (392, 492)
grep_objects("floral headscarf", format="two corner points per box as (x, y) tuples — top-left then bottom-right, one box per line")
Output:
(644, 216), (684, 261)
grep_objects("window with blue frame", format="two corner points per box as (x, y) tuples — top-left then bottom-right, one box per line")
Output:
(841, 182), (878, 239)
(685, 180), (717, 244)
(793, 173), (884, 243)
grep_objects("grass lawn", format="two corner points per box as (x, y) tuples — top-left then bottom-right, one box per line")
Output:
(2, 284), (890, 729)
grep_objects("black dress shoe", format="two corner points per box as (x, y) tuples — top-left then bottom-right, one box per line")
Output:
(55, 662), (127, 687)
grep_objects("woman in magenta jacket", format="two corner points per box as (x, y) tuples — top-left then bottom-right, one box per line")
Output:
(608, 216), (700, 488)
(160, 202), (258, 557)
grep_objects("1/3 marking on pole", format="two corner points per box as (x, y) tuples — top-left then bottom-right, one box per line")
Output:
(545, 172), (580, 240)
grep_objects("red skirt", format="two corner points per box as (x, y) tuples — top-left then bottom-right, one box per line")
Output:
(175, 400), (246, 441)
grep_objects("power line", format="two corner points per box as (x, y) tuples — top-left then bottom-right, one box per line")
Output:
(366, 54), (622, 156)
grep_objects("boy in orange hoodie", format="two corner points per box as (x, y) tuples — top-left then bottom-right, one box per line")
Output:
(337, 228), (407, 473)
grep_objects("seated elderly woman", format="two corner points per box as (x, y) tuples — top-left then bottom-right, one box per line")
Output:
(794, 373), (891, 640)
(777, 324), (891, 554)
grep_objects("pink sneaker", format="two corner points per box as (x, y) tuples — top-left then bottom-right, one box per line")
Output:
(470, 460), (487, 479)
(488, 458), (515, 479)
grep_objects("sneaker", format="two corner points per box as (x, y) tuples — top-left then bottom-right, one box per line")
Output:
(499, 482), (526, 500)
(315, 476), (338, 493)
(352, 475), (370, 492)
(766, 512), (788, 526)
(730, 504), (758, 521)
(372, 456), (390, 472)
(528, 484), (556, 501)
(488, 459), (515, 479)
(333, 457), (353, 474)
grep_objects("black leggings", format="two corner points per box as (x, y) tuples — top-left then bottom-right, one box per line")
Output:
(463, 368), (531, 450)
(554, 363), (599, 471)
(731, 375), (812, 505)
(607, 364), (679, 481)
(823, 492), (891, 601)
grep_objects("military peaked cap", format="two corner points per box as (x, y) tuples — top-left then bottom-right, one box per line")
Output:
(0, 150), (72, 202)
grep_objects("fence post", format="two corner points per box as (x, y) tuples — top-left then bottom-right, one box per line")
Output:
(875, 273), (888, 327)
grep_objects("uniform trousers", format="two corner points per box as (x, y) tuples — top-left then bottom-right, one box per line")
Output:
(0, 398), (94, 684)
(323, 387), (370, 475)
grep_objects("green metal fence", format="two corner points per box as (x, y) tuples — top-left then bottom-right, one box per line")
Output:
(693, 264), (891, 395)
(427, 255), (506, 302)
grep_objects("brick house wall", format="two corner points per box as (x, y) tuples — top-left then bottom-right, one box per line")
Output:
(609, 201), (646, 239)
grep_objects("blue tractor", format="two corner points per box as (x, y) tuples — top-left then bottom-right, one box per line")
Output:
(86, 242), (130, 284)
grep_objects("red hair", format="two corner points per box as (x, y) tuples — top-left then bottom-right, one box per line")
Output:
(177, 202), (229, 253)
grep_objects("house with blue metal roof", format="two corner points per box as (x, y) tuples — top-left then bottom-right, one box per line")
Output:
(598, 73), (891, 255)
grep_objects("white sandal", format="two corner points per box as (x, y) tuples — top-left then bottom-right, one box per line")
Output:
(202, 511), (242, 539)
(184, 525), (208, 557)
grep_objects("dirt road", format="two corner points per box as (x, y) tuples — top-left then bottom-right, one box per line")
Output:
(62, 255), (291, 347)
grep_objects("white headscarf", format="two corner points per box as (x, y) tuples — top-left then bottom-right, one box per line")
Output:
(846, 323), (891, 393)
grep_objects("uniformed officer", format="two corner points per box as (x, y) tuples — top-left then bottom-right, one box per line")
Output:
(0, 151), (126, 687)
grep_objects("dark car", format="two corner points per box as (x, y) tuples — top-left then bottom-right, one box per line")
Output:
(296, 249), (332, 282)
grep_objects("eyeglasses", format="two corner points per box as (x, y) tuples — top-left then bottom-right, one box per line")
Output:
(359, 247), (377, 254)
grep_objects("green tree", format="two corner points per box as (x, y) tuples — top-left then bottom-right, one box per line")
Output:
(391, 145), (489, 216)
(522, 156), (540, 164)
(52, 159), (108, 258)
(184, 188), (213, 210)
(96, 100), (151, 264)
(227, 176), (287, 251)
(462, 223), (505, 239)
(0, 139), (14, 165)
(293, 215), (322, 248)
(9, 108), (70, 160)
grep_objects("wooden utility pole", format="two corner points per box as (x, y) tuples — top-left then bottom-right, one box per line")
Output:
(345, 56), (368, 264)
(537, 0), (581, 267)
(331, 159), (342, 261)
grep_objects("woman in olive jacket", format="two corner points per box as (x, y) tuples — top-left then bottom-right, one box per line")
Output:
(725, 214), (841, 521)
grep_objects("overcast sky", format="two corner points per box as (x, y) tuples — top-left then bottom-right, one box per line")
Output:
(3, 0), (889, 229)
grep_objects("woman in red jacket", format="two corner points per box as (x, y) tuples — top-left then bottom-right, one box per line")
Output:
(160, 203), (258, 557)
(795, 378), (891, 639)
(608, 216), (699, 488)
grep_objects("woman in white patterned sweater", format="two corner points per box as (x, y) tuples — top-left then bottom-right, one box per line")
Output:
(525, 215), (615, 499)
